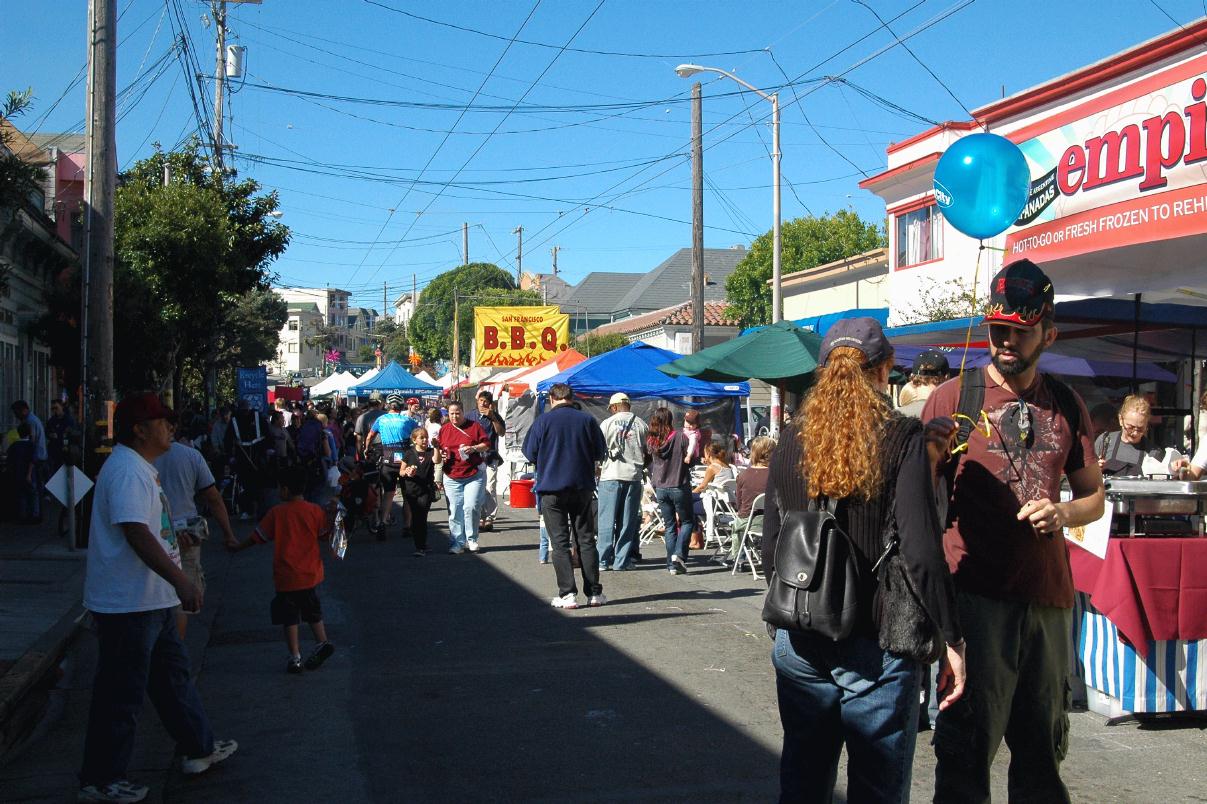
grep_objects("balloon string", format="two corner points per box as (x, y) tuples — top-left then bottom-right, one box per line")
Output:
(956, 242), (987, 395)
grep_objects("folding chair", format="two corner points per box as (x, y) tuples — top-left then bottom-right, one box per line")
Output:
(732, 493), (765, 580)
(703, 479), (739, 555)
(639, 499), (668, 546)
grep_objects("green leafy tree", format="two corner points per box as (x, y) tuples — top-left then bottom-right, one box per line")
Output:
(111, 141), (289, 397)
(372, 318), (410, 364)
(408, 262), (540, 363)
(725, 210), (886, 326)
(575, 332), (629, 357)
(1, 88), (51, 295)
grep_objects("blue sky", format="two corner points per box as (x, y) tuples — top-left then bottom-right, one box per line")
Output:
(3, 0), (1203, 311)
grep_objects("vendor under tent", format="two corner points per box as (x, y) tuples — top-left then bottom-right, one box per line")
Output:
(346, 360), (440, 397)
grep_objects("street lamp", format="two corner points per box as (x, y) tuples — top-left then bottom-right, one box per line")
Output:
(675, 64), (783, 436)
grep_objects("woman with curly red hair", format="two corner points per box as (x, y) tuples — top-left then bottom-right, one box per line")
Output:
(761, 318), (965, 803)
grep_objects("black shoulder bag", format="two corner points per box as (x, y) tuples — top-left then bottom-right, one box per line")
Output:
(761, 496), (863, 640)
(872, 483), (945, 664)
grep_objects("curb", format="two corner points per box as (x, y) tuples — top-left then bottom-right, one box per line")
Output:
(0, 601), (85, 753)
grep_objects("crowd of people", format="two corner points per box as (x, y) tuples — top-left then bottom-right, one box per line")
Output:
(30, 256), (1207, 802)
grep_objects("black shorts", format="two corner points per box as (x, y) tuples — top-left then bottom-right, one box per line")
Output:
(270, 587), (322, 626)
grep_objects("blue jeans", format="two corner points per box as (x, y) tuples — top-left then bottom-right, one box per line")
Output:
(771, 628), (921, 804)
(80, 607), (214, 786)
(596, 479), (641, 569)
(539, 518), (550, 562)
(444, 467), (485, 549)
(655, 485), (694, 568)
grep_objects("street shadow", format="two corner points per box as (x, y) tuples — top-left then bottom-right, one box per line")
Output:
(179, 509), (787, 803)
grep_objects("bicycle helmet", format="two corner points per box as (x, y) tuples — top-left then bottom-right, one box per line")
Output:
(386, 393), (404, 409)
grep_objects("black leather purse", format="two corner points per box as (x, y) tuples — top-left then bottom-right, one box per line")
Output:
(761, 496), (863, 640)
(872, 497), (945, 664)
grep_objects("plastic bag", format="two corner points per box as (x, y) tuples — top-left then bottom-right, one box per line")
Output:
(330, 503), (348, 560)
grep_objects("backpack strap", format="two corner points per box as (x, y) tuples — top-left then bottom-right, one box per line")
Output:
(955, 367), (986, 450)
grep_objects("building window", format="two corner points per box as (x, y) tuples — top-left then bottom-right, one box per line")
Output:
(896, 204), (943, 268)
(287, 320), (298, 331)
(288, 343), (298, 353)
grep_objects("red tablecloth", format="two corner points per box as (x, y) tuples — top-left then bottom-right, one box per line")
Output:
(1069, 538), (1207, 646)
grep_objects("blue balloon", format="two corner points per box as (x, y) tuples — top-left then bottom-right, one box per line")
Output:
(932, 133), (1031, 240)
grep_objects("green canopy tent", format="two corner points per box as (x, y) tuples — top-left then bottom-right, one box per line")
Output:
(656, 319), (822, 393)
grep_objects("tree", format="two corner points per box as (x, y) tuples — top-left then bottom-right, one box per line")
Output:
(373, 318), (410, 364)
(724, 210), (886, 326)
(108, 141), (288, 397)
(894, 276), (989, 324)
(575, 332), (629, 357)
(408, 262), (541, 363)
(1, 88), (50, 295)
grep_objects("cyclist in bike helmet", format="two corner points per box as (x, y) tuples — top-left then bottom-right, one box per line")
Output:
(367, 394), (420, 534)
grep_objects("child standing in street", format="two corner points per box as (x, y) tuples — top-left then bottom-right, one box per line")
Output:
(5, 422), (37, 523)
(400, 426), (440, 557)
(228, 465), (336, 674)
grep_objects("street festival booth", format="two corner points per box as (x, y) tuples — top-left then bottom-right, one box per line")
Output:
(346, 361), (441, 399)
(535, 341), (749, 442)
(887, 301), (1207, 719)
(309, 370), (358, 399)
(858, 21), (1207, 717)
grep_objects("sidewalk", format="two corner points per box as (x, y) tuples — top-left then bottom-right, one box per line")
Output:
(0, 515), (86, 754)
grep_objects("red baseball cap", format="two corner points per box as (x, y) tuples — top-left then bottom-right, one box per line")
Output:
(114, 392), (176, 437)
(406, 397), (420, 406)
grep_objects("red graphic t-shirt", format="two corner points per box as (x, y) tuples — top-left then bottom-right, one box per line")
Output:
(922, 368), (1095, 608)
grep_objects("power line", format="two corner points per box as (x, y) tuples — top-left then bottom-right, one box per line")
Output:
(342, 0), (545, 287)
(362, 0), (767, 59)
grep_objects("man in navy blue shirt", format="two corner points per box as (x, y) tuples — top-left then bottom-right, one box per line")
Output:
(523, 383), (607, 610)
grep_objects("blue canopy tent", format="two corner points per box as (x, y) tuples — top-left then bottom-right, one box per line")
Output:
(740, 307), (889, 337)
(536, 342), (749, 439)
(346, 361), (441, 397)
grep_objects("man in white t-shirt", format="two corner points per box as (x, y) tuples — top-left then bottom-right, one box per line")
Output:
(596, 393), (649, 571)
(79, 393), (236, 803)
(155, 426), (238, 638)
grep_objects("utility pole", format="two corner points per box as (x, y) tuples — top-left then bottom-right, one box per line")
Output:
(690, 82), (704, 355)
(462, 222), (469, 265)
(212, 1), (227, 171)
(513, 225), (523, 285)
(550, 245), (559, 277)
(452, 292), (460, 384)
(83, 0), (117, 455)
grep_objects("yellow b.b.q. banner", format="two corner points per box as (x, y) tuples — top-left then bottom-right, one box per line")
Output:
(473, 305), (570, 368)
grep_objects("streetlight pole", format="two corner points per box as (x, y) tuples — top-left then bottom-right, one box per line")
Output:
(675, 64), (783, 436)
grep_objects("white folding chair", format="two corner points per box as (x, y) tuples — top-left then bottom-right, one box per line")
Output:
(732, 493), (765, 580)
(639, 499), (668, 546)
(703, 479), (739, 554)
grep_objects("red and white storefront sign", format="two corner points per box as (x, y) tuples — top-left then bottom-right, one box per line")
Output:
(1005, 51), (1207, 263)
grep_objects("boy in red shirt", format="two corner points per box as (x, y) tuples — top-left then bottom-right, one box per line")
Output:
(228, 465), (336, 674)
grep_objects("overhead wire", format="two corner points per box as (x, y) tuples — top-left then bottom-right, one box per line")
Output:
(361, 0), (767, 59)
(342, 0), (546, 287)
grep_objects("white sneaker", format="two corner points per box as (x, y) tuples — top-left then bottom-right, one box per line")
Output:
(588, 593), (608, 607)
(671, 555), (689, 574)
(551, 593), (578, 609)
(467, 540), (480, 553)
(448, 545), (466, 555)
(180, 739), (238, 775)
(78, 780), (149, 802)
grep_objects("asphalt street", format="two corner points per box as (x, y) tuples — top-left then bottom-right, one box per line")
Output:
(2, 499), (1205, 803)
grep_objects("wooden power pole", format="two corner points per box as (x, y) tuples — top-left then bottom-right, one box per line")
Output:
(513, 225), (523, 285)
(691, 82), (704, 354)
(463, 222), (469, 264)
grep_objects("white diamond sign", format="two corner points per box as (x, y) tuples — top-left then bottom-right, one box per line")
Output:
(45, 465), (94, 508)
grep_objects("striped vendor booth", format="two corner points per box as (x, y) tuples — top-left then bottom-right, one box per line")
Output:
(1074, 592), (1207, 715)
(1070, 539), (1207, 716)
